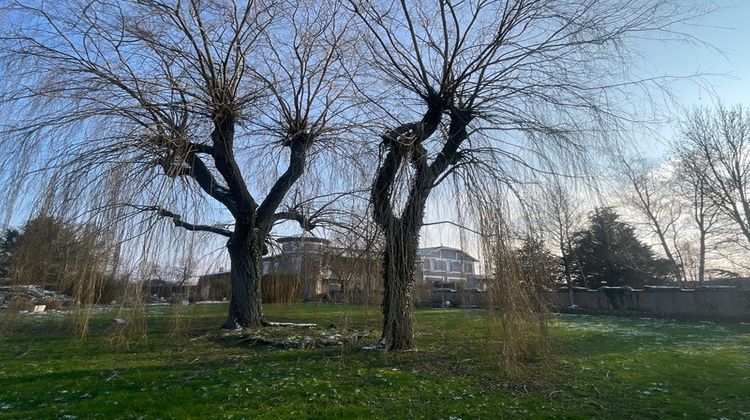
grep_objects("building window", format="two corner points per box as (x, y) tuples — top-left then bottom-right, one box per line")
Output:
(450, 261), (462, 272)
(442, 250), (458, 260)
(434, 260), (447, 271)
(425, 276), (444, 284)
(463, 262), (474, 274)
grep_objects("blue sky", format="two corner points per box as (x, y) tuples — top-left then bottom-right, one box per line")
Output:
(3, 1), (749, 270)
(636, 0), (750, 157)
(668, 0), (750, 103)
(420, 1), (750, 253)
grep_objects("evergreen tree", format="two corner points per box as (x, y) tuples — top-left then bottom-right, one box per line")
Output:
(7, 216), (112, 297)
(571, 208), (672, 288)
(516, 236), (562, 287)
(0, 228), (19, 279)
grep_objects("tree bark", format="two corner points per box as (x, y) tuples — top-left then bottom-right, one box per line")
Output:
(373, 107), (467, 351)
(222, 225), (264, 329)
(560, 245), (575, 305)
(380, 225), (420, 351)
(654, 229), (684, 287)
(698, 230), (707, 286)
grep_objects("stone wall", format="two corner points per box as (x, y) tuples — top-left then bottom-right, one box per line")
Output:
(550, 286), (750, 322)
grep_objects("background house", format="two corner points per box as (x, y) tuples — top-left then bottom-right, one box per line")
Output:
(197, 235), (380, 302)
(196, 240), (484, 304)
(415, 246), (485, 292)
(140, 278), (196, 303)
(197, 271), (231, 301)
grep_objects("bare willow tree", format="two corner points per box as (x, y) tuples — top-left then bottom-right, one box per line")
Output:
(615, 156), (686, 286)
(0, 0), (357, 328)
(678, 104), (750, 251)
(350, 0), (707, 351)
(452, 181), (548, 372)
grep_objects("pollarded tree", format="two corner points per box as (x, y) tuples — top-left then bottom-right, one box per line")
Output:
(351, 0), (708, 350)
(0, 0), (357, 328)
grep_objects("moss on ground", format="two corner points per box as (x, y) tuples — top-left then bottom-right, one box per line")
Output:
(1, 304), (749, 419)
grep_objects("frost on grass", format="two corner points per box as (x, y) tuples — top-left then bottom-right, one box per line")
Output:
(555, 313), (750, 357)
(264, 322), (317, 328)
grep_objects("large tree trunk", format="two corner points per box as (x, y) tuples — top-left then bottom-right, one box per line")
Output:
(380, 227), (419, 351)
(372, 108), (465, 351)
(222, 226), (264, 329)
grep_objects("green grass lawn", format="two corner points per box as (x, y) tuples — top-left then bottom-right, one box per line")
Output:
(1, 304), (749, 419)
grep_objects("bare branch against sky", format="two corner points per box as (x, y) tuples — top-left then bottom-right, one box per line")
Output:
(0, 0), (362, 328)
(0, 0), (731, 347)
(349, 0), (713, 350)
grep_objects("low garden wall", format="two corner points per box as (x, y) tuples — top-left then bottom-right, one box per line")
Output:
(550, 286), (750, 322)
(295, 284), (750, 323)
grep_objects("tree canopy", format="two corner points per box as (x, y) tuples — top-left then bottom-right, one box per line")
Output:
(0, 228), (19, 280)
(3, 216), (114, 300)
(516, 236), (561, 287)
(0, 0), (715, 348)
(572, 208), (672, 288)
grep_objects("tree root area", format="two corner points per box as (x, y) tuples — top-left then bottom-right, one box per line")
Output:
(214, 324), (378, 349)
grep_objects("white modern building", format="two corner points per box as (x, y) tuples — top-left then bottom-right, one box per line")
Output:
(415, 246), (486, 292)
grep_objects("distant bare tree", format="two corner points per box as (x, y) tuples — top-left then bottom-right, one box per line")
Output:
(351, 0), (707, 350)
(616, 156), (685, 286)
(540, 180), (585, 298)
(0, 0), (356, 328)
(678, 105), (750, 250)
(672, 153), (720, 284)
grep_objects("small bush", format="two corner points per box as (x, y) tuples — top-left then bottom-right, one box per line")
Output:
(6, 296), (33, 313)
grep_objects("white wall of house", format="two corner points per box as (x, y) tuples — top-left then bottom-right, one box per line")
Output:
(416, 247), (481, 290)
